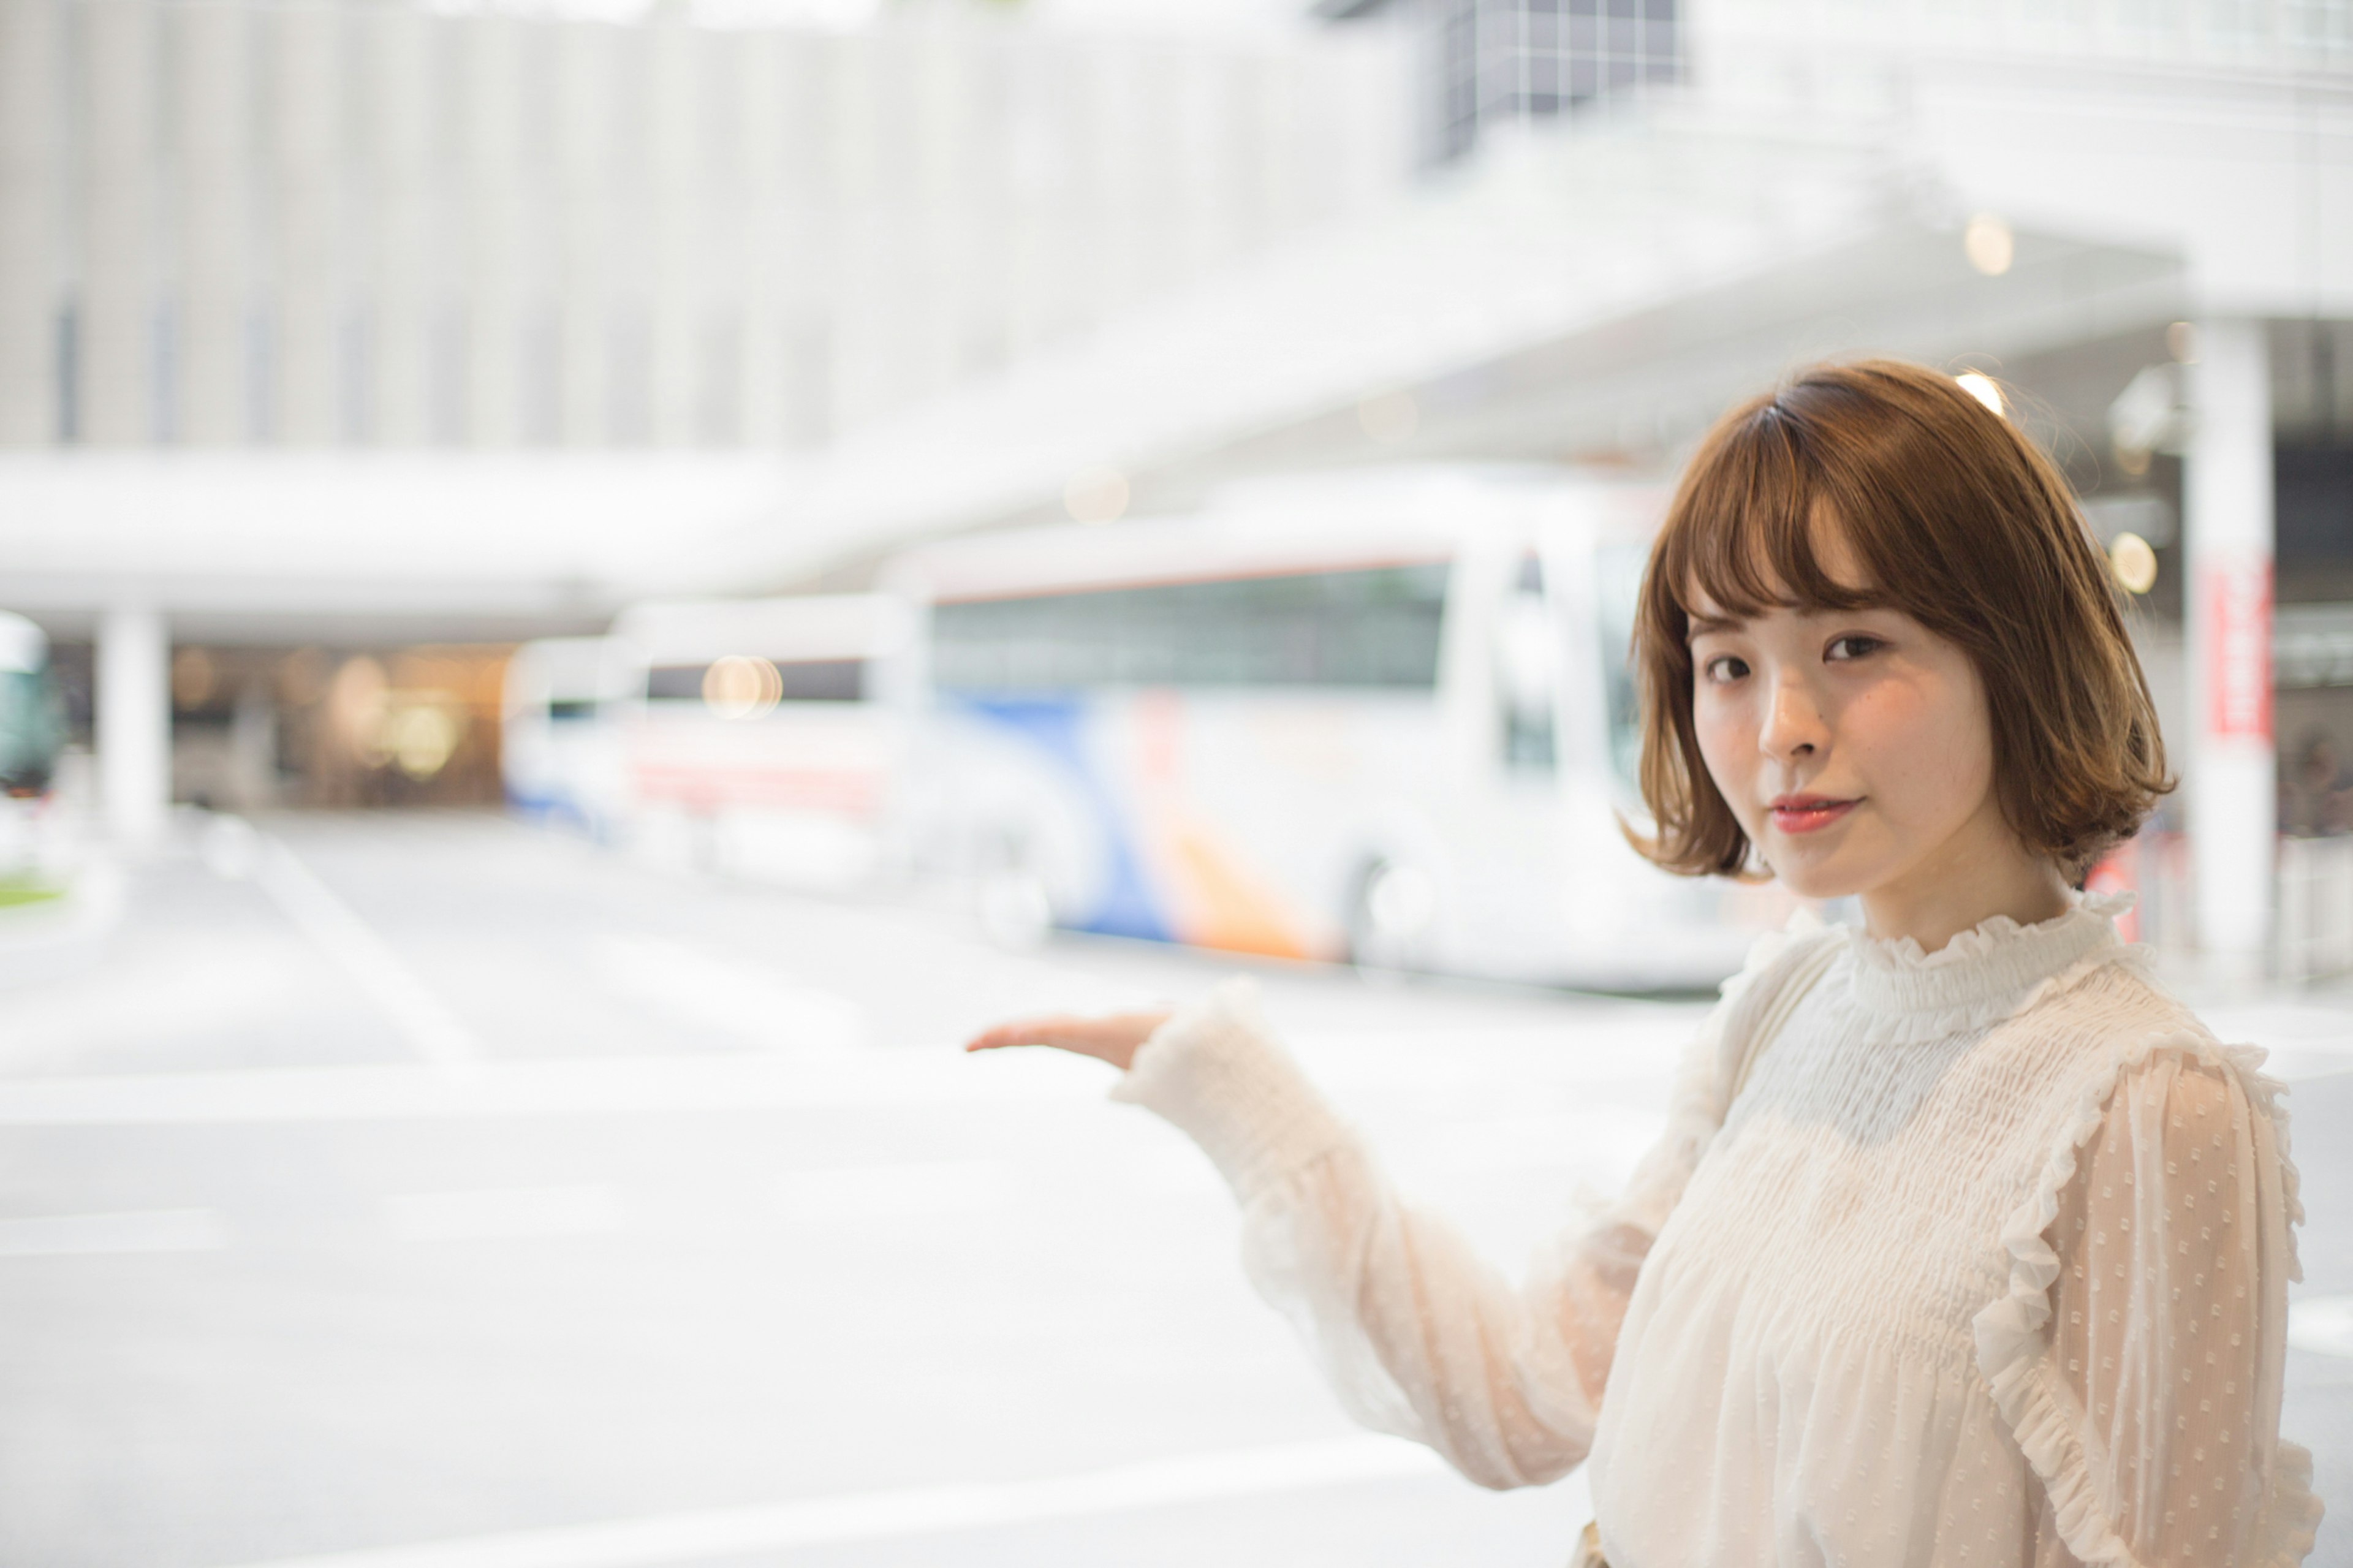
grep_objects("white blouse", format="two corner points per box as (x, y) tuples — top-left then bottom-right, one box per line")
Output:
(1112, 897), (2322, 1566)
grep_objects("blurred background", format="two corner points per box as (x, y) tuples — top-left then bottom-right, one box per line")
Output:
(0, 0), (2349, 1563)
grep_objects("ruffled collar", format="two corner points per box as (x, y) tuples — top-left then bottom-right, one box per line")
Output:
(1838, 891), (2129, 1037)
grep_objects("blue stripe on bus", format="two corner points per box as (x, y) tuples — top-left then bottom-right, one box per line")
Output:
(950, 694), (1170, 943)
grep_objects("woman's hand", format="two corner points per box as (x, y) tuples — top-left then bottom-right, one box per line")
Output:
(963, 1010), (1174, 1072)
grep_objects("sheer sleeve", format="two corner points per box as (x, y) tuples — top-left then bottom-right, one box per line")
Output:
(2038, 1050), (2314, 1566)
(1109, 971), (1752, 1490)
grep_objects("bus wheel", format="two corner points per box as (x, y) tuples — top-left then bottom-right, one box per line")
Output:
(1349, 859), (1436, 973)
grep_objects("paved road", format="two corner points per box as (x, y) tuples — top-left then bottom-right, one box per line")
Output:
(0, 811), (2347, 1567)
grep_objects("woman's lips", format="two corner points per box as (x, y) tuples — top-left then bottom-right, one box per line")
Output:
(1769, 797), (1859, 835)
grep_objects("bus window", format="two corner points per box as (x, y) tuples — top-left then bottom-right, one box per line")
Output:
(1595, 542), (1646, 792)
(931, 563), (1450, 692)
(645, 659), (866, 705)
(1496, 554), (1555, 771)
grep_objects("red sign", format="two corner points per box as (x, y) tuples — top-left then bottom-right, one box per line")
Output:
(2205, 559), (2273, 741)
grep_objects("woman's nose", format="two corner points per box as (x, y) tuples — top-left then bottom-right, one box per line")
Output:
(1758, 675), (1826, 759)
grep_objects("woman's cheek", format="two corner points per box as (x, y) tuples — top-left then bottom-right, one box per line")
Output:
(1693, 698), (1756, 822)
(1854, 675), (1985, 826)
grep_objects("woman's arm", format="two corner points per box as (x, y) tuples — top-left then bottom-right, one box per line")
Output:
(1093, 979), (1738, 1489)
(2041, 1051), (2313, 1566)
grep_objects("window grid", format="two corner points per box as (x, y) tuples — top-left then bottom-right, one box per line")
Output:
(1430, 0), (1681, 162)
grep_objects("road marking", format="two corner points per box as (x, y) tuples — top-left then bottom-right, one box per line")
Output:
(774, 1158), (1015, 1222)
(383, 1185), (630, 1242)
(0, 1207), (227, 1257)
(0, 1048), (1101, 1125)
(594, 934), (866, 1053)
(251, 834), (480, 1069)
(221, 1433), (1448, 1568)
(2289, 1295), (2353, 1357)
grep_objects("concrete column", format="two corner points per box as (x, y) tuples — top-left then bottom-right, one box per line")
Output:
(99, 605), (170, 846)
(80, 0), (158, 446)
(1000, 39), (1072, 363)
(903, 27), (968, 404)
(362, 4), (433, 445)
(2186, 319), (2276, 980)
(773, 31), (832, 447)
(645, 20), (700, 448)
(825, 29), (888, 433)
(460, 15), (522, 449)
(172, 0), (251, 444)
(269, 0), (341, 447)
(552, 20), (613, 447)
(0, 0), (63, 445)
(599, 34), (653, 444)
(736, 29), (788, 449)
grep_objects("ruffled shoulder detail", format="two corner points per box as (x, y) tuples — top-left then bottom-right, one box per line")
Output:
(1970, 1025), (2320, 1566)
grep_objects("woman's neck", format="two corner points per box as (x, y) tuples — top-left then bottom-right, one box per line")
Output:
(1858, 806), (2071, 954)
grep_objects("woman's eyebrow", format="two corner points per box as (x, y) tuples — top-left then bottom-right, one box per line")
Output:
(1685, 612), (1743, 640)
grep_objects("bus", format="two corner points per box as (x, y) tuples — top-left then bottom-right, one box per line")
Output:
(501, 636), (635, 837)
(0, 612), (67, 882)
(884, 468), (1795, 991)
(604, 594), (914, 888)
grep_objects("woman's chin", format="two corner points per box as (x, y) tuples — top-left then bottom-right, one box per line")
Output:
(1762, 845), (1874, 904)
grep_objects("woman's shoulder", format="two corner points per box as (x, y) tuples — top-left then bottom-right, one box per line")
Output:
(1999, 943), (2297, 1192)
(2027, 937), (2199, 1037)
(2021, 941), (2265, 1082)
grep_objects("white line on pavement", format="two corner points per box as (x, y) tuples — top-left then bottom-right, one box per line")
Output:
(0, 1207), (227, 1257)
(382, 1184), (631, 1242)
(0, 1047), (1101, 1125)
(221, 1434), (1450, 1568)
(594, 934), (867, 1054)
(252, 834), (480, 1069)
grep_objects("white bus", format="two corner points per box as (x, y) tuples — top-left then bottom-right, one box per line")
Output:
(0, 611), (66, 881)
(501, 636), (635, 838)
(884, 468), (1796, 990)
(604, 594), (914, 888)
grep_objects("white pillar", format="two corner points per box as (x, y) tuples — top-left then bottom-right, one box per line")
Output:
(2186, 320), (2276, 982)
(99, 605), (170, 847)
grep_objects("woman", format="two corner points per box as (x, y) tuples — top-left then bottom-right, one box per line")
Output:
(968, 360), (2321, 1566)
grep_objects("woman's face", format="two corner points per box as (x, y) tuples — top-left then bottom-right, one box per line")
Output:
(1685, 537), (2010, 907)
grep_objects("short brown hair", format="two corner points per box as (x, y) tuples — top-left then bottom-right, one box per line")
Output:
(1634, 358), (2170, 881)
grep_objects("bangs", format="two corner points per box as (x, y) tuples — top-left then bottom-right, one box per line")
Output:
(1651, 405), (1884, 627)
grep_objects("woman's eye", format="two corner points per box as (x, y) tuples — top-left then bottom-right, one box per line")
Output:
(1702, 654), (1750, 683)
(1825, 635), (1884, 662)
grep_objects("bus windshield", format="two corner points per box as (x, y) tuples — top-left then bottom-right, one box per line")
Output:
(1594, 543), (1646, 793)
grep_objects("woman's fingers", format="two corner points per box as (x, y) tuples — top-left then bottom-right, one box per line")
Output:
(962, 1009), (1173, 1070)
(962, 1016), (1080, 1053)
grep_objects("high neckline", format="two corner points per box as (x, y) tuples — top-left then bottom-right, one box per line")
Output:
(1838, 891), (2128, 1036)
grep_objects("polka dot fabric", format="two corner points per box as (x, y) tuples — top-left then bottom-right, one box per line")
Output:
(1115, 896), (2321, 1566)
